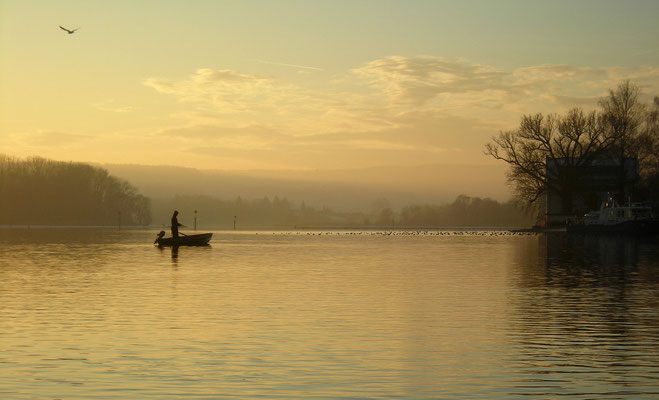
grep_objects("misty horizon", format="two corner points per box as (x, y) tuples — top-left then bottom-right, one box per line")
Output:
(0, 154), (533, 229)
(101, 161), (512, 210)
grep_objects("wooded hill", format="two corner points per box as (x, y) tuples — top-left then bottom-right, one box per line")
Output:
(0, 155), (151, 226)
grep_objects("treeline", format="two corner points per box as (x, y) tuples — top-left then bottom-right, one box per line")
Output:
(152, 195), (365, 229)
(0, 155), (151, 226)
(0, 155), (532, 229)
(152, 194), (533, 229)
(398, 195), (534, 227)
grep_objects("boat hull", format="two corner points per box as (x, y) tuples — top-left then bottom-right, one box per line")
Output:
(156, 233), (213, 246)
(567, 219), (659, 234)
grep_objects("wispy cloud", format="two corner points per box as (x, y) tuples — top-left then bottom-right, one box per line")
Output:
(352, 56), (659, 109)
(141, 57), (659, 168)
(143, 68), (390, 135)
(351, 56), (509, 106)
(11, 130), (92, 147)
(252, 59), (324, 72)
(144, 69), (286, 113)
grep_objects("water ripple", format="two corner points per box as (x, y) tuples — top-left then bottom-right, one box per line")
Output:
(1, 229), (657, 398)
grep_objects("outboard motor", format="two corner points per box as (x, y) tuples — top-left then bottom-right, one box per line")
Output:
(154, 230), (166, 244)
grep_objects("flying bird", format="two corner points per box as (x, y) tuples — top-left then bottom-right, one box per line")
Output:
(59, 26), (79, 34)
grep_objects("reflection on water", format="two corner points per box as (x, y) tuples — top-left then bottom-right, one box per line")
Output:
(157, 244), (180, 263)
(507, 233), (659, 398)
(0, 228), (657, 399)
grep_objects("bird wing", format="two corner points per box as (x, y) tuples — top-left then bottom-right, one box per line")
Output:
(59, 25), (70, 32)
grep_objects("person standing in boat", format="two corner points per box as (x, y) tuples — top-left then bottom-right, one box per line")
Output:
(171, 210), (182, 238)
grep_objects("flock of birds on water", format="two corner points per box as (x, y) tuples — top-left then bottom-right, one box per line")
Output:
(258, 230), (538, 237)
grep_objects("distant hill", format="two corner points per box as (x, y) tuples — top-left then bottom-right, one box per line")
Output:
(102, 163), (510, 211)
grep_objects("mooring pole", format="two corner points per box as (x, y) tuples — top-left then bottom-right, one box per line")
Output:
(194, 210), (198, 231)
(234, 215), (237, 231)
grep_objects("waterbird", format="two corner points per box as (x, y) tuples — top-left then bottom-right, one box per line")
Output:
(59, 26), (79, 34)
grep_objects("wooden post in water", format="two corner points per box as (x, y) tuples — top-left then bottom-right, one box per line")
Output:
(234, 215), (237, 230)
(194, 210), (198, 231)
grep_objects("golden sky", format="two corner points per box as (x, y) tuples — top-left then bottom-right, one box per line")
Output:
(1, 0), (658, 171)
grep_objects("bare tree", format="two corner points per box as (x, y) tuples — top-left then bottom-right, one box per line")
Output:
(486, 81), (659, 209)
(599, 81), (648, 198)
(637, 96), (659, 177)
(635, 96), (659, 199)
(599, 81), (646, 158)
(484, 108), (611, 210)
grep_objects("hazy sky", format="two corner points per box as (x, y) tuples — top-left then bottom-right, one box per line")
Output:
(1, 0), (658, 171)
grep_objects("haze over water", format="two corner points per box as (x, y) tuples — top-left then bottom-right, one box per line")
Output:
(1, 229), (657, 399)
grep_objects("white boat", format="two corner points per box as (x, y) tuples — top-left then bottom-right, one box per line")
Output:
(567, 196), (658, 234)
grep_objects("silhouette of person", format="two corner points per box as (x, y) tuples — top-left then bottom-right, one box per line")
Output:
(171, 210), (182, 238)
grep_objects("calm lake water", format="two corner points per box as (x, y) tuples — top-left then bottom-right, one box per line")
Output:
(1, 228), (658, 399)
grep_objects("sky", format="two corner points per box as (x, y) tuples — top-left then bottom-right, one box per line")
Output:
(1, 0), (658, 172)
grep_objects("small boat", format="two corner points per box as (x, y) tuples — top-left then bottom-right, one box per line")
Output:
(154, 231), (213, 246)
(567, 197), (659, 234)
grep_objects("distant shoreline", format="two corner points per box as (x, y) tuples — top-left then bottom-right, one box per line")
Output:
(0, 224), (148, 230)
(295, 225), (528, 231)
(1, 224), (553, 232)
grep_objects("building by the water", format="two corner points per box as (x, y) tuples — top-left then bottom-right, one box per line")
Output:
(543, 158), (639, 227)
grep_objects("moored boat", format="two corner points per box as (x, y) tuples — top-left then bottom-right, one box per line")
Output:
(154, 231), (213, 246)
(567, 197), (659, 234)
